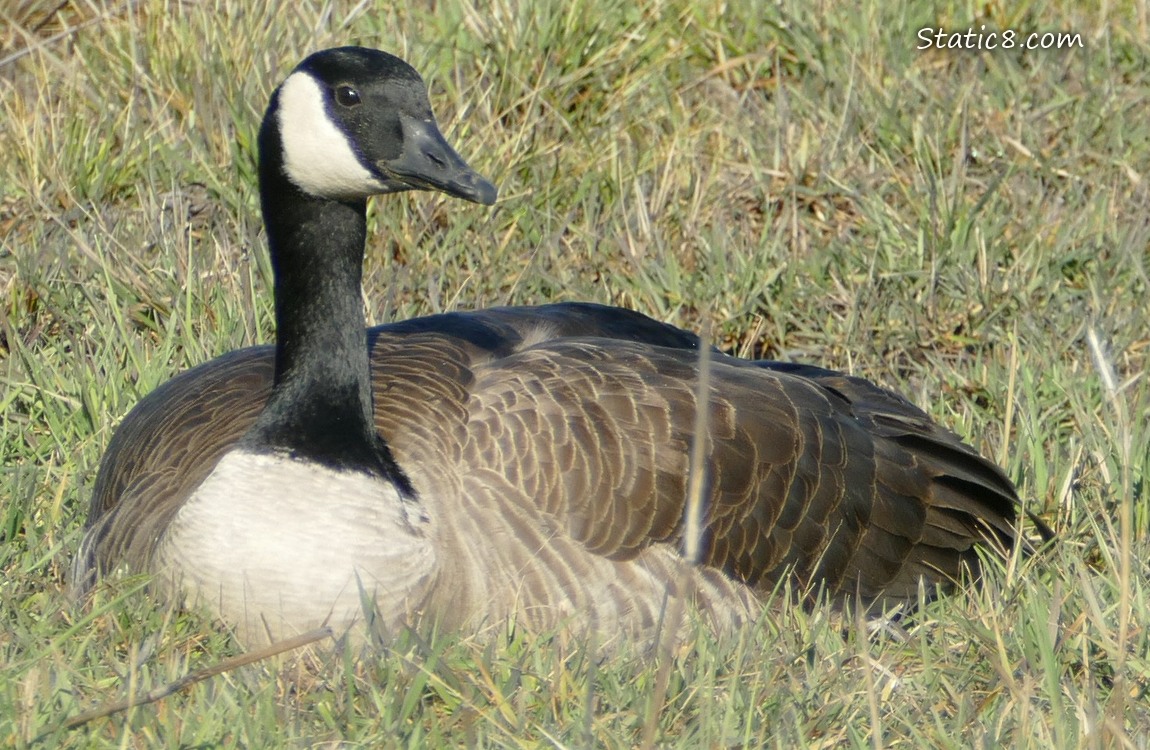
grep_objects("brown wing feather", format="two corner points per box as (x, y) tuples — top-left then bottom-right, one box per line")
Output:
(457, 334), (1020, 604)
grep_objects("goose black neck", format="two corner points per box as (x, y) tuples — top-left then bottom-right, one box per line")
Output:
(242, 116), (404, 485)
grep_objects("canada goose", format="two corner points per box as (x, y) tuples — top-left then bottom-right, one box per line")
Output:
(75, 46), (1032, 646)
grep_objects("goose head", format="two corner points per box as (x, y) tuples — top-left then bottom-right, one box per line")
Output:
(264, 46), (497, 205)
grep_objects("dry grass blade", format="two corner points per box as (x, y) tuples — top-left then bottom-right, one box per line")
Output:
(640, 318), (712, 750)
(54, 627), (332, 735)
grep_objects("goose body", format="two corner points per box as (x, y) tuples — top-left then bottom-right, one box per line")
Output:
(76, 47), (1026, 645)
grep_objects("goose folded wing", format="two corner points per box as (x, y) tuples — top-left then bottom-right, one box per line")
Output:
(458, 339), (1021, 604)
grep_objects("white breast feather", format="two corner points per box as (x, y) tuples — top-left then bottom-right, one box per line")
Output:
(157, 449), (436, 641)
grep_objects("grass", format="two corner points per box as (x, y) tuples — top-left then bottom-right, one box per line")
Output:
(2, 0), (1148, 746)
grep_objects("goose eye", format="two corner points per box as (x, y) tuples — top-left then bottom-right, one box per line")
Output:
(335, 85), (361, 107)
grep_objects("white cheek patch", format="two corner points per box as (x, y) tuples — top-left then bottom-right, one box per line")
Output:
(277, 72), (387, 199)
